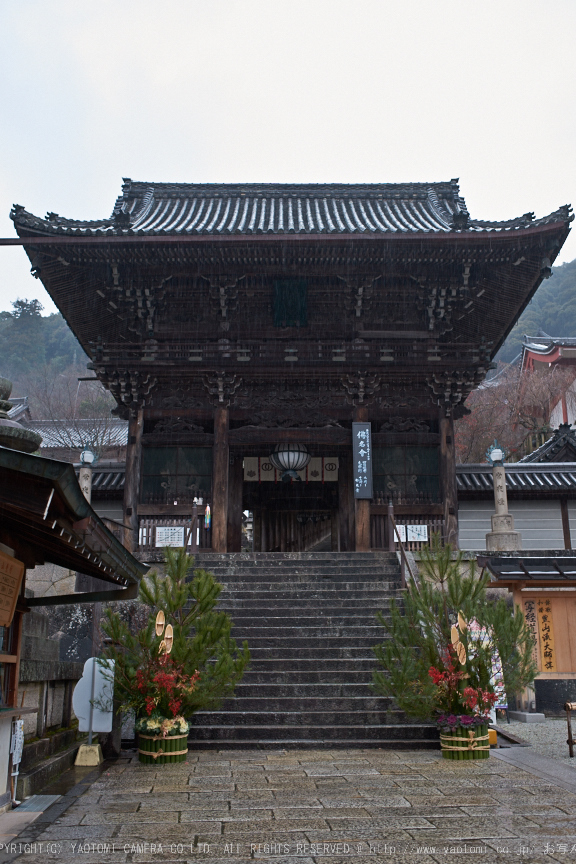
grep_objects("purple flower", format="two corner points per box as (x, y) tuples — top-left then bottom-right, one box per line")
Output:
(459, 715), (474, 726)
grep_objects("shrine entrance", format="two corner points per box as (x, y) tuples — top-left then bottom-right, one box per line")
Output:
(241, 455), (339, 552)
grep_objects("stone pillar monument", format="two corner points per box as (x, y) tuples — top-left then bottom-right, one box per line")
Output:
(485, 449), (522, 551)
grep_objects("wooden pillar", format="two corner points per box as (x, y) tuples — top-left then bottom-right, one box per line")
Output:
(561, 498), (572, 550)
(212, 406), (229, 552)
(354, 405), (371, 551)
(331, 513), (338, 551)
(227, 453), (243, 552)
(253, 510), (261, 551)
(439, 413), (458, 547)
(338, 453), (355, 551)
(123, 407), (143, 554)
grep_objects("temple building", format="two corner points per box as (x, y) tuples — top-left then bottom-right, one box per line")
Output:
(10, 181), (573, 555)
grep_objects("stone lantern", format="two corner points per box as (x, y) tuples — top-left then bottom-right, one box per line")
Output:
(0, 377), (42, 453)
(485, 449), (522, 551)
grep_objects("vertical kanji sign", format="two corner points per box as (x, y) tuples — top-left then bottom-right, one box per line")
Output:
(352, 422), (373, 499)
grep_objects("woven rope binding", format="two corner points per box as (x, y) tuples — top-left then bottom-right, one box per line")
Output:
(138, 732), (188, 759)
(440, 730), (490, 752)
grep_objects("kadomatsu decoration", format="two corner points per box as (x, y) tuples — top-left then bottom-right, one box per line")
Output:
(100, 547), (250, 763)
(373, 537), (537, 760)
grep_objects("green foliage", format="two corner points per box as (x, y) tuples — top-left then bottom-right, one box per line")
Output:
(100, 548), (250, 718)
(372, 537), (538, 720)
(0, 298), (86, 382)
(497, 258), (576, 363)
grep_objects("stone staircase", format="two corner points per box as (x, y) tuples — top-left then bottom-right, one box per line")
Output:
(188, 551), (438, 749)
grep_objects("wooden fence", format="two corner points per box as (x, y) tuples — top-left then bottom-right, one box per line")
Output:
(138, 516), (211, 553)
(370, 513), (445, 551)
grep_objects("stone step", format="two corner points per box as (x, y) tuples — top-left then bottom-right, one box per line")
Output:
(227, 670), (377, 684)
(187, 551), (435, 749)
(195, 552), (394, 561)
(212, 582), (396, 601)
(244, 651), (376, 677)
(229, 615), (387, 627)
(192, 710), (408, 726)
(188, 737), (439, 750)
(233, 682), (377, 697)
(188, 724), (437, 742)
(218, 696), (392, 711)
(218, 598), (398, 610)
(231, 626), (385, 638)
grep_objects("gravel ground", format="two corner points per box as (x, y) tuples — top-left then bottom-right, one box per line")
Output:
(507, 717), (576, 768)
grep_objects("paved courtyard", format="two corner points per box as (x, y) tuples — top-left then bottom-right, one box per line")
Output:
(2, 745), (576, 864)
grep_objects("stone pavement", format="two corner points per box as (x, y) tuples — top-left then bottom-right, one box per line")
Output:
(2, 748), (576, 864)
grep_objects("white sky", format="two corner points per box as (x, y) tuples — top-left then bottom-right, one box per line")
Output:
(0, 0), (574, 314)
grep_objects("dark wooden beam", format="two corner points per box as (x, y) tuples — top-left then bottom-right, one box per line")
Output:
(123, 408), (144, 554)
(439, 413), (458, 547)
(561, 498), (572, 550)
(212, 406), (229, 552)
(227, 453), (243, 553)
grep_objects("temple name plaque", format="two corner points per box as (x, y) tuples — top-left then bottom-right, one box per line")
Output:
(0, 550), (25, 628)
(352, 422), (373, 499)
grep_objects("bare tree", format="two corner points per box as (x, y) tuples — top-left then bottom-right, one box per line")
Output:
(455, 364), (576, 463)
(17, 363), (122, 461)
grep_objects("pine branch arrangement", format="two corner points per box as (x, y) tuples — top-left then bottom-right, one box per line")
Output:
(373, 536), (537, 722)
(100, 548), (250, 719)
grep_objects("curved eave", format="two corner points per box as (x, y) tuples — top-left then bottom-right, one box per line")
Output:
(0, 446), (147, 585)
(4, 217), (572, 247)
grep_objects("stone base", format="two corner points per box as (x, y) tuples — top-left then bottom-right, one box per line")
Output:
(486, 531), (522, 552)
(75, 743), (103, 766)
(508, 711), (546, 723)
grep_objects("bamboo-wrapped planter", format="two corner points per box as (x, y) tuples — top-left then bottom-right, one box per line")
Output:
(440, 724), (490, 760)
(138, 733), (188, 764)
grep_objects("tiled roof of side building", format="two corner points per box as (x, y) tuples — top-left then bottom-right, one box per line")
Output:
(11, 179), (573, 237)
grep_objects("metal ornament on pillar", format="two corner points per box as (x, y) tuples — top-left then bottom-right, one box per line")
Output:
(485, 449), (522, 552)
(269, 444), (311, 482)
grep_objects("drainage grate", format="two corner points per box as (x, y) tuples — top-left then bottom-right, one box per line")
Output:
(17, 795), (61, 812)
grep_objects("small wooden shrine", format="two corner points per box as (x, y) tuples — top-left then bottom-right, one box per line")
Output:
(9, 180), (572, 553)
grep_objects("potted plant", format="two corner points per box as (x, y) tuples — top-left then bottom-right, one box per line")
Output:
(99, 548), (250, 764)
(373, 538), (537, 760)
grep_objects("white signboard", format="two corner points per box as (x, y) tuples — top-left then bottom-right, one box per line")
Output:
(72, 658), (115, 733)
(393, 524), (406, 543)
(155, 526), (185, 547)
(10, 720), (24, 767)
(407, 524), (428, 542)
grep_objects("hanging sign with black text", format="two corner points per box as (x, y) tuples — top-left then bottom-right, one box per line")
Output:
(352, 422), (373, 499)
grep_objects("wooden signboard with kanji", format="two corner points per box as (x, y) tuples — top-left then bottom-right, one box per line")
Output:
(523, 594), (576, 677)
(0, 549), (25, 628)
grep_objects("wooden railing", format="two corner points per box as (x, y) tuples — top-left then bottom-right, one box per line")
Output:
(370, 511), (444, 551)
(138, 513), (211, 554)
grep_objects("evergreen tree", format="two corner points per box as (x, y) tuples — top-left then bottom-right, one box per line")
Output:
(373, 538), (537, 720)
(100, 548), (250, 718)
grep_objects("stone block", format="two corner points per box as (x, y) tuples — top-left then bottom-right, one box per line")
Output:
(508, 710), (546, 723)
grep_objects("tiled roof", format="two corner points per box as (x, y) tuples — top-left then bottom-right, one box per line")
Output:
(7, 397), (30, 422)
(522, 334), (576, 355)
(73, 461), (125, 492)
(478, 555), (576, 582)
(25, 419), (128, 449)
(456, 462), (576, 493)
(519, 424), (576, 463)
(11, 179), (573, 237)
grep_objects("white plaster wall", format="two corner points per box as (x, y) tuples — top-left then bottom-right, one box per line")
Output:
(459, 499), (564, 551)
(0, 718), (12, 795)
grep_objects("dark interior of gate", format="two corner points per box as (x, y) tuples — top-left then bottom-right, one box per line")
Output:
(10, 181), (572, 555)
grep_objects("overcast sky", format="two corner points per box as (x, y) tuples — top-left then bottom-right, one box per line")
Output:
(0, 0), (574, 314)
